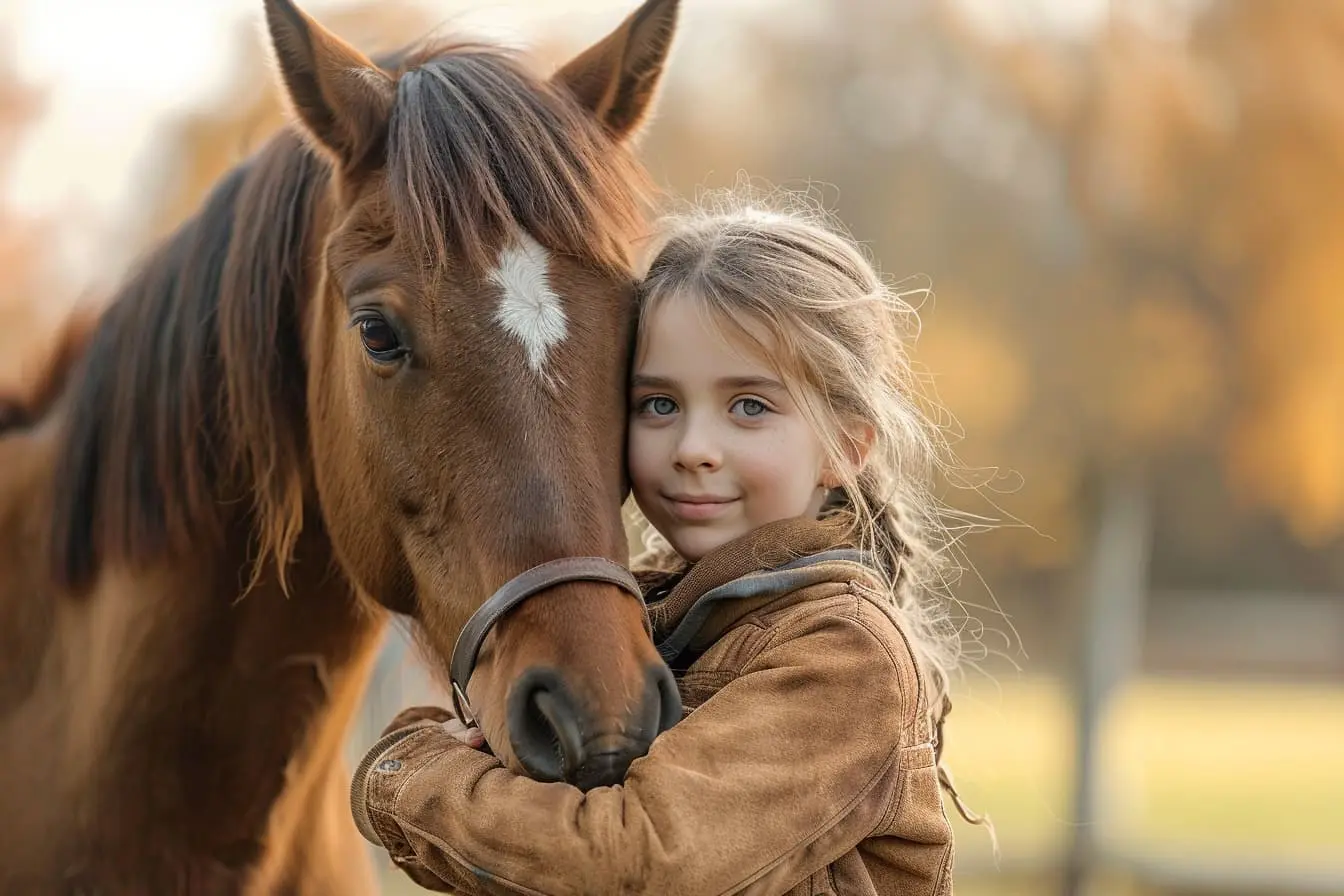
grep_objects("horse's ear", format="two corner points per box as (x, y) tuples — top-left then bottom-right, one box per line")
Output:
(263, 0), (394, 172)
(552, 0), (679, 143)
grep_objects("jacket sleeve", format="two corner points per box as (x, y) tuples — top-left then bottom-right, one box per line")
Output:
(351, 602), (920, 895)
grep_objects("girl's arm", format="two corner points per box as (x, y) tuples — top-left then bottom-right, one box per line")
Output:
(352, 603), (922, 895)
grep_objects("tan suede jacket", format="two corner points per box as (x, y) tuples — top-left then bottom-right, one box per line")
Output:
(351, 518), (955, 895)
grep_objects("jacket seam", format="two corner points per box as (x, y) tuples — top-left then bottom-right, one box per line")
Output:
(931, 840), (954, 893)
(729, 739), (903, 896)
(872, 763), (909, 843)
(841, 593), (918, 844)
(397, 816), (551, 895)
(770, 590), (921, 740)
(749, 589), (860, 659)
(845, 592), (925, 844)
(849, 585), (927, 739)
(722, 610), (907, 895)
(387, 746), (553, 893)
(853, 617), (922, 739)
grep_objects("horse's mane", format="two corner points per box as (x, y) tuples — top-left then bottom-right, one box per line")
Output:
(49, 40), (651, 591)
(48, 140), (322, 590)
(389, 42), (650, 275)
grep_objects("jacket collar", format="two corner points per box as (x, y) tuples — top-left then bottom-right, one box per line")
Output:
(645, 516), (880, 663)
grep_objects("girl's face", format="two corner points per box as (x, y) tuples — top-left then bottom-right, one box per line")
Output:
(628, 295), (833, 562)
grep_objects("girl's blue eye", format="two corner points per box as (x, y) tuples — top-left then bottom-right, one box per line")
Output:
(640, 396), (678, 416)
(733, 397), (769, 417)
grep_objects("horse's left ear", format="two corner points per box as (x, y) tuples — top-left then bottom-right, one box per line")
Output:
(552, 0), (679, 143)
(262, 0), (394, 172)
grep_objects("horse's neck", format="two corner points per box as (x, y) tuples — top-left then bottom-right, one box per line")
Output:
(86, 531), (383, 869)
(0, 417), (67, 716)
(0, 419), (384, 890)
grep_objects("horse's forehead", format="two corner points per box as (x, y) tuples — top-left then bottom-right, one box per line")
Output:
(487, 233), (568, 375)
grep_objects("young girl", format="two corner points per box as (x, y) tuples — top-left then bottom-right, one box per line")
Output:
(350, 191), (986, 894)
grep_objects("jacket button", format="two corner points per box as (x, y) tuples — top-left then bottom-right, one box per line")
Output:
(377, 759), (403, 772)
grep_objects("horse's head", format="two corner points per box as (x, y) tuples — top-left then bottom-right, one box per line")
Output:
(261, 0), (680, 788)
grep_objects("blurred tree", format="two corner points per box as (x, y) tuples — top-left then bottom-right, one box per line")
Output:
(978, 0), (1344, 545)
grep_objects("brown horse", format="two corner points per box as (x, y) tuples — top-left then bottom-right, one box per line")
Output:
(0, 0), (680, 891)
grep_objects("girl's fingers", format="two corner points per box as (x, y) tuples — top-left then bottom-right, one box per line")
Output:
(443, 718), (486, 748)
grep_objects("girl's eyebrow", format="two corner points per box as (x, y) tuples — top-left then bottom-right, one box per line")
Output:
(631, 374), (786, 392)
(630, 374), (675, 390)
(718, 375), (786, 392)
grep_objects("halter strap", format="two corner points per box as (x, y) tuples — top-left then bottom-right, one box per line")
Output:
(449, 556), (647, 726)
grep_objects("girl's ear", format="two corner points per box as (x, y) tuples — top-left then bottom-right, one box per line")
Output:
(826, 423), (875, 486)
(848, 423), (876, 470)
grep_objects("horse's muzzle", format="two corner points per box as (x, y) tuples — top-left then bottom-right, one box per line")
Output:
(507, 664), (681, 790)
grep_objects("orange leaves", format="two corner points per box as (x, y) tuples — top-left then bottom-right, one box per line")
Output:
(1112, 289), (1221, 454)
(1227, 229), (1344, 540)
(917, 292), (1030, 441)
(975, 1), (1344, 541)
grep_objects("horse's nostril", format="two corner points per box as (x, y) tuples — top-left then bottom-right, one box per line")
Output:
(508, 668), (586, 784)
(532, 689), (585, 778)
(652, 663), (682, 734)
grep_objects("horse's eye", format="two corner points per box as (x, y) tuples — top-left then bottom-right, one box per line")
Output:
(358, 317), (404, 360)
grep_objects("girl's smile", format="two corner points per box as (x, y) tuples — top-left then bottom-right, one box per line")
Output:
(662, 492), (740, 521)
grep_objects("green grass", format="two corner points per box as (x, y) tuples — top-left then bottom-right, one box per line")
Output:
(945, 677), (1344, 866)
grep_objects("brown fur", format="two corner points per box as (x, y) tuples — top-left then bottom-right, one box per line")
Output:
(0, 0), (679, 890)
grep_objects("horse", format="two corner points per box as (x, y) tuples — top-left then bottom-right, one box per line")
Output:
(0, 0), (681, 890)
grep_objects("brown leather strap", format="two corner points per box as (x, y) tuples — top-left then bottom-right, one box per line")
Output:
(449, 557), (646, 725)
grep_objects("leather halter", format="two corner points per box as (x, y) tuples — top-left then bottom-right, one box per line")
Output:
(449, 557), (648, 726)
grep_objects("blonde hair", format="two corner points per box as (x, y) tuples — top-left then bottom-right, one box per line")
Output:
(632, 186), (992, 835)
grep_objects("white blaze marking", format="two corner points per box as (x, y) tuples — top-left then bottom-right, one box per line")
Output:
(488, 233), (568, 374)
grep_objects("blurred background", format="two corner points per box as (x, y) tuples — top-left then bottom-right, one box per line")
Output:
(2, 0), (1342, 893)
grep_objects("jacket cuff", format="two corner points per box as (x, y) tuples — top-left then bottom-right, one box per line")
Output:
(349, 721), (443, 848)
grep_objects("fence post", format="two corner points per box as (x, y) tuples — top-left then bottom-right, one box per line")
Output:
(1062, 471), (1152, 896)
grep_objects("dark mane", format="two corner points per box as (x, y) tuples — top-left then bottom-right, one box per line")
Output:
(49, 132), (324, 590)
(48, 39), (653, 590)
(387, 42), (651, 274)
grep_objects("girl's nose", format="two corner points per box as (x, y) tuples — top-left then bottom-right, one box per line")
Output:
(673, 417), (721, 471)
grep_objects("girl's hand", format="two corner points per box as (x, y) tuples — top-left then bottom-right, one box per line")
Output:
(380, 705), (486, 750)
(442, 716), (487, 749)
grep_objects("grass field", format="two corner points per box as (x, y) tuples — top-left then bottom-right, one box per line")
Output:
(941, 675), (1344, 894)
(371, 675), (1344, 895)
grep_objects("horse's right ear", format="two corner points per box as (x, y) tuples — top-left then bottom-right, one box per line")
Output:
(552, 0), (679, 143)
(262, 0), (394, 172)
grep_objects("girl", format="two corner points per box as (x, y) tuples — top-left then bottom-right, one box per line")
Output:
(350, 190), (987, 895)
